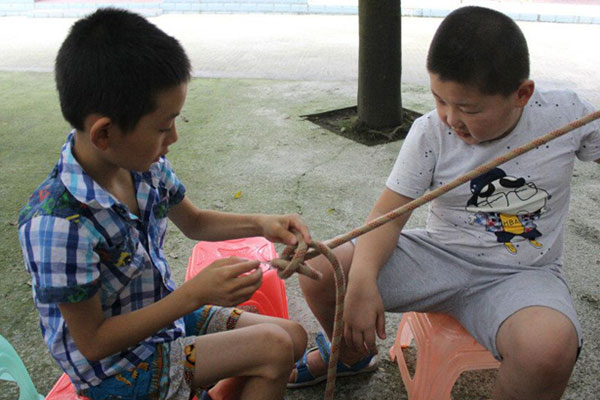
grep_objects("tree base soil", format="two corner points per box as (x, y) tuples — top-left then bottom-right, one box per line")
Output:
(302, 106), (422, 146)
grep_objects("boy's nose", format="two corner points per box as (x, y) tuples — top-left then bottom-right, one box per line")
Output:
(446, 109), (462, 130)
(167, 125), (179, 145)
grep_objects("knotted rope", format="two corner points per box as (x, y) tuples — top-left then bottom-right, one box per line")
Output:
(272, 234), (345, 399)
(270, 109), (600, 400)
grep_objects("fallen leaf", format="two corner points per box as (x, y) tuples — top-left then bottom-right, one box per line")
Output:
(581, 294), (599, 304)
(234, 190), (243, 199)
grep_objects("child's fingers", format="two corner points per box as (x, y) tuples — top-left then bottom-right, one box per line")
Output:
(289, 215), (312, 245)
(363, 330), (378, 356)
(279, 229), (299, 246)
(235, 265), (263, 287)
(221, 259), (261, 278)
(232, 275), (263, 303)
(376, 311), (387, 340)
(351, 330), (367, 355)
(207, 257), (249, 269)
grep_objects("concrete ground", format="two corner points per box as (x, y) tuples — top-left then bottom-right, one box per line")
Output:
(0, 6), (599, 400)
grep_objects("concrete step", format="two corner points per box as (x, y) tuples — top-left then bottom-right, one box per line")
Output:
(28, 7), (162, 17)
(28, 1), (161, 17)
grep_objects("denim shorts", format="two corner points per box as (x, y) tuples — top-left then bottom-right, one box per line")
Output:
(80, 305), (243, 400)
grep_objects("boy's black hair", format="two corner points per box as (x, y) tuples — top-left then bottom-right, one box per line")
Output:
(427, 6), (529, 96)
(55, 8), (192, 132)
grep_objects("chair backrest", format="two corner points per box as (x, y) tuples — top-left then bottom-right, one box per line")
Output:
(0, 334), (45, 400)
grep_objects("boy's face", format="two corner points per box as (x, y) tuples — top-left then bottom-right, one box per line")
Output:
(429, 73), (531, 145)
(110, 83), (188, 171)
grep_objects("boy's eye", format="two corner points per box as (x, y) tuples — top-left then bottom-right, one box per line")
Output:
(159, 127), (172, 133)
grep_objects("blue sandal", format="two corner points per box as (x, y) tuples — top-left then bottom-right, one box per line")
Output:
(287, 332), (378, 388)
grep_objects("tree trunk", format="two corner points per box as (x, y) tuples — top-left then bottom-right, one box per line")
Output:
(357, 0), (402, 129)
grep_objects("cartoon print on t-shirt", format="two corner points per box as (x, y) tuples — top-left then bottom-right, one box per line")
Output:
(466, 167), (550, 254)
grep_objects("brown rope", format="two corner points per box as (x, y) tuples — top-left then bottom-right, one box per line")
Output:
(271, 233), (345, 398)
(271, 110), (600, 400)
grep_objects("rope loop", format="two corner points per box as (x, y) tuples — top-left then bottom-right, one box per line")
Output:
(270, 231), (322, 281)
(269, 231), (345, 400)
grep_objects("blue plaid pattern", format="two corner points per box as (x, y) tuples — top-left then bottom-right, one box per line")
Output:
(18, 132), (187, 391)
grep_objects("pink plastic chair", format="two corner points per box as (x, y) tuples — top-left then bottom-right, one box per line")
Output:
(389, 312), (500, 400)
(185, 237), (288, 319)
(45, 373), (89, 400)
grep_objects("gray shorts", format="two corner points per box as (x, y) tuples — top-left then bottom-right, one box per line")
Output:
(373, 229), (583, 359)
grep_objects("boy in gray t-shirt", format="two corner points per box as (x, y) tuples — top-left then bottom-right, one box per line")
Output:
(289, 6), (600, 400)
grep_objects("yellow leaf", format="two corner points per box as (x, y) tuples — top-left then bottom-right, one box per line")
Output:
(328, 208), (336, 214)
(234, 190), (243, 199)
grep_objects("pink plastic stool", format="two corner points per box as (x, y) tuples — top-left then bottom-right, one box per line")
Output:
(45, 373), (89, 400)
(389, 312), (500, 400)
(185, 237), (288, 319)
(186, 237), (288, 400)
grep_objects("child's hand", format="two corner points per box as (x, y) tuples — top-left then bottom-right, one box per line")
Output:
(258, 213), (312, 246)
(185, 257), (262, 307)
(343, 281), (386, 356)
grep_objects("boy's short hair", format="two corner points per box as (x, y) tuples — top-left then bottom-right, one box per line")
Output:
(426, 6), (529, 96)
(55, 8), (192, 132)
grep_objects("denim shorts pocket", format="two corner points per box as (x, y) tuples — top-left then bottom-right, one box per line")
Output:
(83, 356), (156, 399)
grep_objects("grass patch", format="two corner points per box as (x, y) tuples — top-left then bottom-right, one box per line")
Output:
(0, 72), (374, 396)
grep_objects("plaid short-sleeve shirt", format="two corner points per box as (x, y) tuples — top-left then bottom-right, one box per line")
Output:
(18, 132), (187, 391)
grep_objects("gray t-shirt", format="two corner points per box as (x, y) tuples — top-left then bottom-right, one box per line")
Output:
(386, 89), (600, 267)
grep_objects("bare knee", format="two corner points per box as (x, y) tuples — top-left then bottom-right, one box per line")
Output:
(283, 320), (308, 361)
(235, 312), (307, 362)
(257, 324), (296, 380)
(512, 331), (575, 376)
(498, 308), (578, 381)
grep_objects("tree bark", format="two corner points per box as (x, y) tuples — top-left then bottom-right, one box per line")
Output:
(357, 0), (402, 129)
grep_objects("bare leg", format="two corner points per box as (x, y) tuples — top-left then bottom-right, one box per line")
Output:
(493, 306), (578, 400)
(194, 313), (307, 400)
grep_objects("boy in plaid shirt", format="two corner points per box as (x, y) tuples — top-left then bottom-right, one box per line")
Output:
(19, 8), (308, 400)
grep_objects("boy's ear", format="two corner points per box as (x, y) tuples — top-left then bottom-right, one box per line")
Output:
(85, 115), (113, 151)
(515, 80), (535, 107)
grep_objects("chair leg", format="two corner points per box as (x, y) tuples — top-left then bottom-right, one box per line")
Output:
(388, 312), (500, 400)
(0, 335), (45, 400)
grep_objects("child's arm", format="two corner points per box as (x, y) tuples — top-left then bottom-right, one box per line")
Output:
(167, 196), (311, 245)
(59, 257), (261, 361)
(344, 188), (414, 355)
(59, 195), (312, 361)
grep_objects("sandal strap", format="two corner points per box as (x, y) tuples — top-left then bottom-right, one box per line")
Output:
(292, 346), (318, 383)
(314, 332), (332, 365)
(315, 331), (376, 373)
